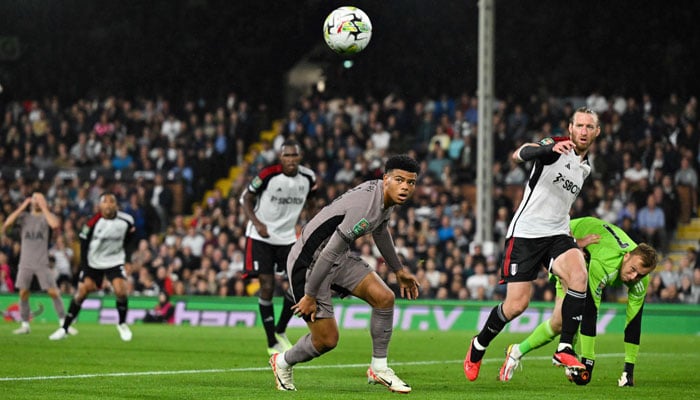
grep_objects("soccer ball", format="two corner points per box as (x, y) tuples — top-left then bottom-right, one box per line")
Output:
(323, 6), (372, 55)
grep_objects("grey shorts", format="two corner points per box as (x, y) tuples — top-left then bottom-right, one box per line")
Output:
(309, 253), (373, 320)
(15, 266), (57, 290)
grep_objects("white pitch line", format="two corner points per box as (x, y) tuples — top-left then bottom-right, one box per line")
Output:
(0, 352), (680, 382)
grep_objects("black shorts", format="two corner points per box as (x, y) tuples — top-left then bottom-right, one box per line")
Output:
(79, 265), (127, 285)
(498, 235), (578, 283)
(243, 237), (292, 278)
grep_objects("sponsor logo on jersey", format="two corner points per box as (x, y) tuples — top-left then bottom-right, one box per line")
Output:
(538, 137), (555, 145)
(23, 230), (45, 240)
(552, 172), (581, 195)
(270, 196), (305, 205)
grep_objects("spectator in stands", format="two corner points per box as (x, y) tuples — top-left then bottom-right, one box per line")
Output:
(355, 238), (379, 266)
(624, 159), (650, 186)
(111, 143), (134, 171)
(647, 273), (664, 303)
(49, 235), (74, 294)
(658, 257), (681, 290)
(426, 144), (452, 182)
(531, 270), (555, 301)
(678, 274), (695, 304)
(142, 292), (175, 324)
(506, 104), (529, 141)
(637, 193), (667, 254)
(653, 183), (679, 241)
(466, 261), (491, 300)
(617, 200), (638, 227)
(0, 252), (14, 293)
(370, 121), (391, 152)
(148, 173), (174, 232)
(181, 226), (205, 258)
(503, 155), (527, 186)
(94, 111), (115, 137)
(686, 269), (700, 304)
(630, 175), (652, 210)
(124, 191), (148, 243)
(334, 158), (356, 185)
(135, 268), (160, 296)
(422, 258), (442, 297)
(611, 178), (631, 208)
(675, 156), (698, 216)
(0, 90), (699, 307)
(595, 189), (621, 224)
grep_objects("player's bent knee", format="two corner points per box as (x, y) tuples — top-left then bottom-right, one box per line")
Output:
(374, 290), (395, 308)
(503, 298), (529, 319)
(318, 339), (338, 353)
(568, 269), (588, 291)
(511, 302), (529, 317)
(549, 318), (563, 333)
(314, 332), (339, 353)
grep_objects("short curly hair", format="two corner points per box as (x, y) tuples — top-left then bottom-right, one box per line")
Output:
(385, 154), (420, 174)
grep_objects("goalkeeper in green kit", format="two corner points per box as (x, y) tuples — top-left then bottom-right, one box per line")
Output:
(499, 217), (657, 386)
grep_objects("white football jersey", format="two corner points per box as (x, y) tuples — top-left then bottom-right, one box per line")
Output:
(507, 149), (591, 238)
(242, 164), (315, 245)
(81, 211), (134, 270)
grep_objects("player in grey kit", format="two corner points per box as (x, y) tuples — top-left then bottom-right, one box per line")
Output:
(2, 192), (77, 335)
(269, 154), (421, 393)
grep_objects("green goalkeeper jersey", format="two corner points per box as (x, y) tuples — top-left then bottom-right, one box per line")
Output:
(562, 217), (649, 364)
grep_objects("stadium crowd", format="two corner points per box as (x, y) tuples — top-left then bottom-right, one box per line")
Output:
(0, 90), (699, 304)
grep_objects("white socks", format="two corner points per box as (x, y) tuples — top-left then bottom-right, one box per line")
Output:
(276, 352), (290, 368)
(371, 357), (388, 371)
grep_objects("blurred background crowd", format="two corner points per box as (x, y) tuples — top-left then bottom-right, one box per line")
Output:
(1, 1), (699, 305)
(1, 88), (699, 304)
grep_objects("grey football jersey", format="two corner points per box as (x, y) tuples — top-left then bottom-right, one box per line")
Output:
(286, 179), (403, 299)
(18, 213), (52, 270)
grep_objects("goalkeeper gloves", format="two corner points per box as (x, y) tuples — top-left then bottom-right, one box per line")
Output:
(618, 363), (635, 387)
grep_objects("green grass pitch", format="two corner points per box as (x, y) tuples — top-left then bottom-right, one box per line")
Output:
(1, 323), (698, 399)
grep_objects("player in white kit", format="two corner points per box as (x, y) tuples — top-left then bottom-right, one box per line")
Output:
(464, 107), (601, 382)
(50, 192), (135, 341)
(241, 140), (316, 355)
